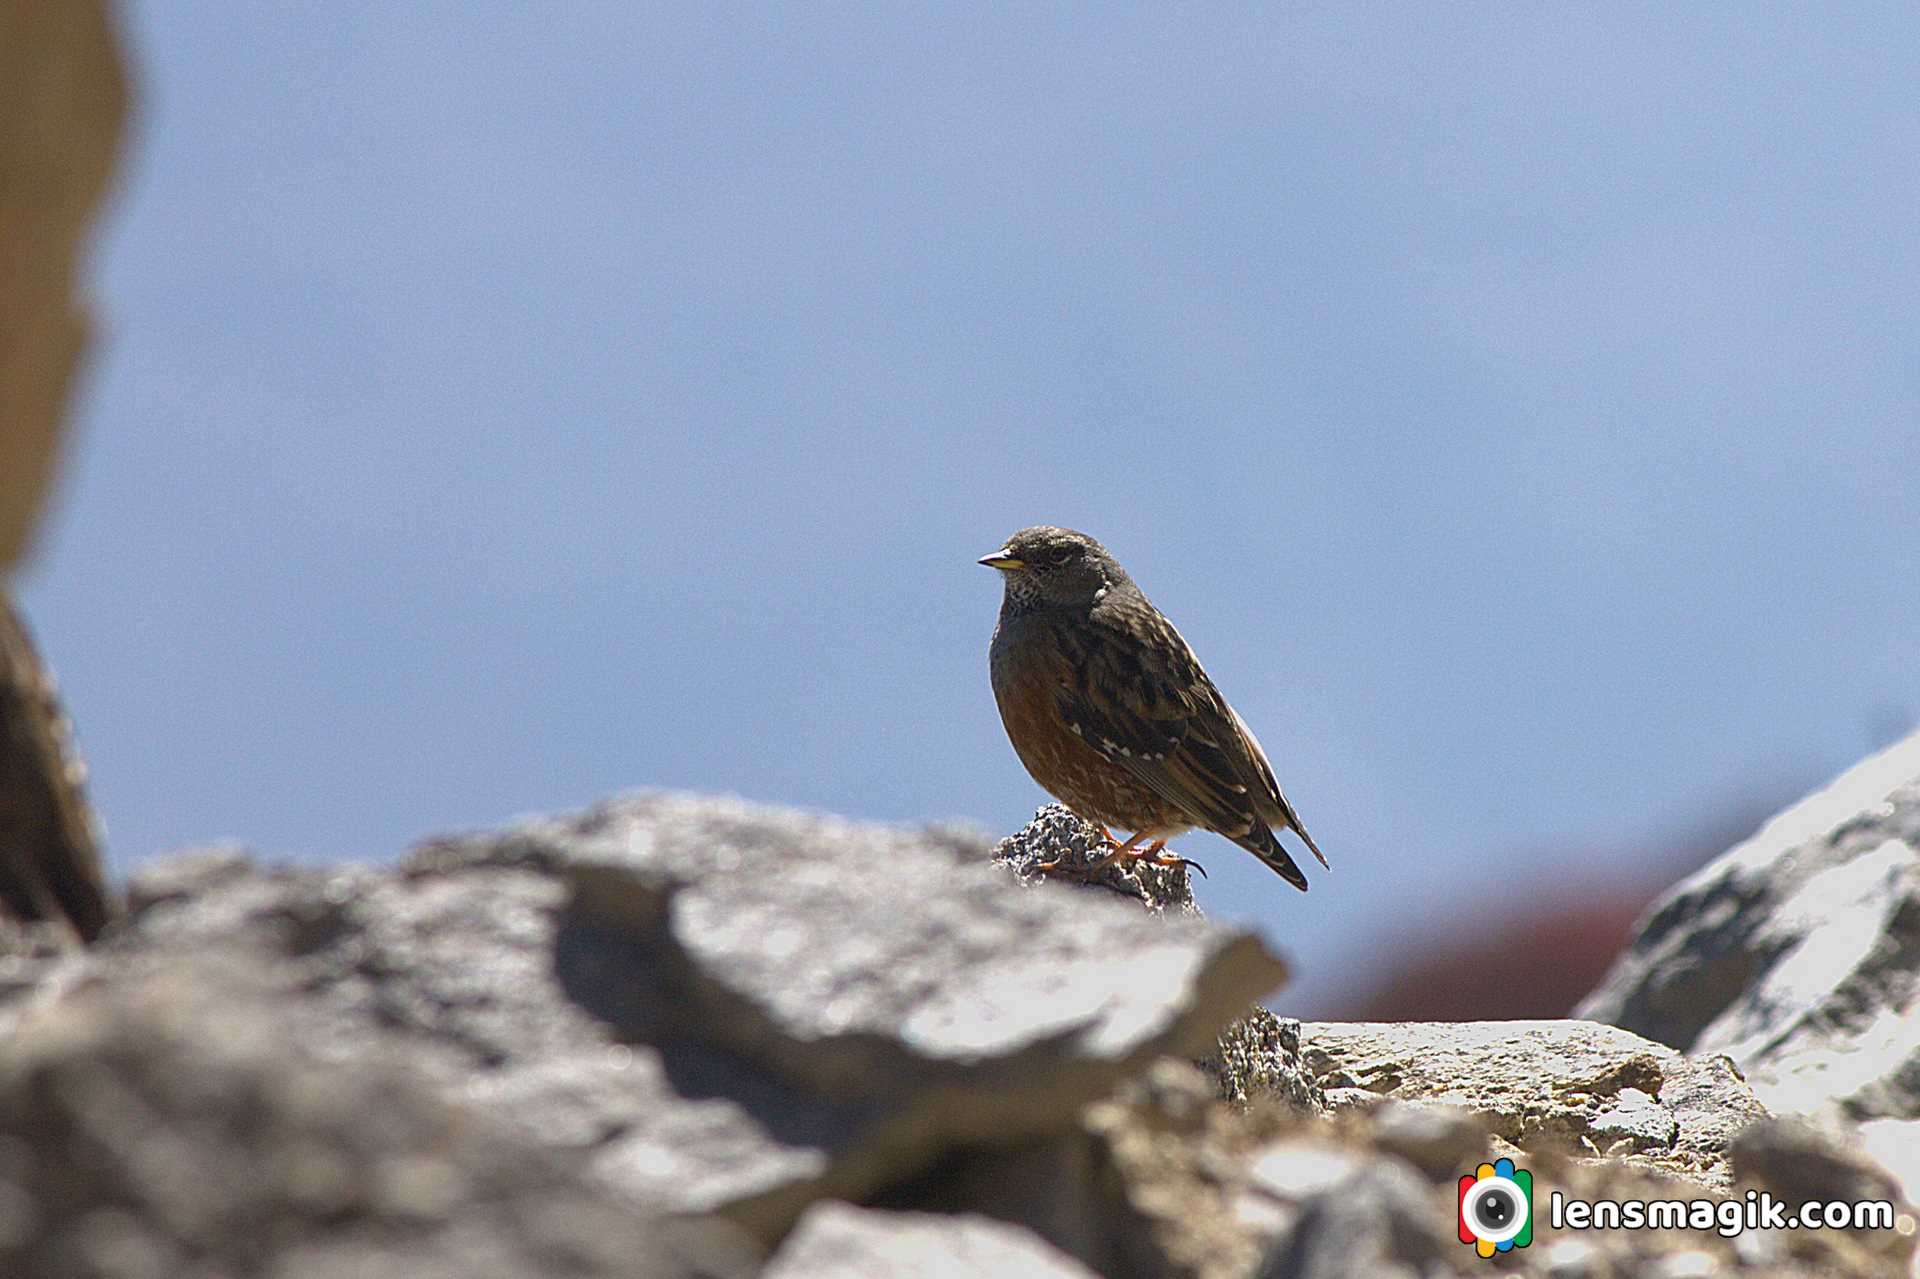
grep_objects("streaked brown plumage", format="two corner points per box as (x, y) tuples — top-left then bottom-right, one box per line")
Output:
(982, 526), (1328, 891)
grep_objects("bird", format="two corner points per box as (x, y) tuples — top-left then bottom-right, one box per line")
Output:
(981, 525), (1328, 891)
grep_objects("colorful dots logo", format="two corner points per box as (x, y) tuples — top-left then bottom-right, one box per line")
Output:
(1458, 1158), (1533, 1258)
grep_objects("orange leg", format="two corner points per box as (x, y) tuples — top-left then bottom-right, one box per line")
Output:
(1136, 839), (1208, 879)
(1032, 830), (1208, 880)
(1085, 829), (1154, 872)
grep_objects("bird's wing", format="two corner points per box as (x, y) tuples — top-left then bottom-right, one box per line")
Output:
(1049, 599), (1273, 845)
(1228, 705), (1329, 869)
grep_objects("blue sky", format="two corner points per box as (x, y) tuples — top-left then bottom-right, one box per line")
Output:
(21, 3), (1920, 1010)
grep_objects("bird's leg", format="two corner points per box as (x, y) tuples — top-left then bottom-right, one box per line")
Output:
(1084, 829), (1152, 873)
(1133, 839), (1208, 879)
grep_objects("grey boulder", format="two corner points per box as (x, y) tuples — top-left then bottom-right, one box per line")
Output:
(1577, 730), (1920, 1124)
(1302, 1019), (1766, 1186)
(765, 1205), (1099, 1279)
(0, 954), (753, 1279)
(89, 792), (1288, 1253)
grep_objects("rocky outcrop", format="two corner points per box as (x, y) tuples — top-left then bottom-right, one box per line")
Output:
(1206, 1007), (1324, 1112)
(765, 1205), (1100, 1279)
(991, 806), (1911, 1276)
(0, 791), (1909, 1277)
(1577, 729), (1920, 1125)
(1571, 731), (1920, 1270)
(3, 793), (1290, 1277)
(992, 800), (1200, 914)
(0, 955), (758, 1279)
(1302, 1020), (1765, 1187)
(0, 600), (112, 939)
(1019, 1055), (1898, 1279)
(994, 805), (1324, 1115)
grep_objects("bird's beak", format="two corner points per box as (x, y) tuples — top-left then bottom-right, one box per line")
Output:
(978, 550), (1024, 570)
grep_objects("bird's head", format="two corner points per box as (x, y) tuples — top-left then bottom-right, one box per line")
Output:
(978, 526), (1126, 607)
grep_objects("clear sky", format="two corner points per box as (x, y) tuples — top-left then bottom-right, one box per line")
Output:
(21, 3), (1919, 1010)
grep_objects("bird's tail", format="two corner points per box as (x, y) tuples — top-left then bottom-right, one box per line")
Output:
(1293, 818), (1330, 871)
(1235, 823), (1310, 892)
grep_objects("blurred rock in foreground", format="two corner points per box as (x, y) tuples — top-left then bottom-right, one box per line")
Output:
(0, 598), (112, 940)
(0, 0), (126, 575)
(0, 791), (1910, 1277)
(0, 0), (126, 944)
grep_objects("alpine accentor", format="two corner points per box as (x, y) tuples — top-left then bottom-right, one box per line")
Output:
(982, 525), (1327, 890)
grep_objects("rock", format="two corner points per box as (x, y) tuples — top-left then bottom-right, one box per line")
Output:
(0, 914), (90, 1044)
(1364, 1101), (1489, 1181)
(1320, 1085), (1386, 1113)
(0, 0), (127, 946)
(941, 1040), (1756, 1279)
(1226, 1114), (1909, 1279)
(998, 808), (1320, 1119)
(1576, 730), (1920, 1124)
(0, 956), (757, 1279)
(1255, 1157), (1450, 1279)
(1301, 1020), (1768, 1186)
(875, 1080), (1232, 1279)
(120, 845), (255, 915)
(552, 794), (1278, 1090)
(87, 792), (1289, 1258)
(764, 1204), (1100, 1278)
(1537, 1237), (1609, 1278)
(0, 0), (126, 575)
(1245, 1141), (1367, 1201)
(1729, 1120), (1919, 1278)
(876, 1126), (1141, 1277)
(1057, 1068), (1269, 1279)
(993, 802), (1198, 913)
(0, 599), (113, 941)
(1587, 1086), (1677, 1153)
(1202, 1006), (1325, 1112)
(1855, 1117), (1920, 1223)
(1730, 1116), (1906, 1211)
(3, 786), (1893, 1278)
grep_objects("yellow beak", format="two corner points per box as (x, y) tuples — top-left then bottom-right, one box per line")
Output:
(977, 551), (1024, 570)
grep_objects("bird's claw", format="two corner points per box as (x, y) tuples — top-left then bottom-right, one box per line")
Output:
(1030, 833), (1204, 881)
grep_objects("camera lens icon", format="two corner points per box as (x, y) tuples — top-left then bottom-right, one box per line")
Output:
(1457, 1158), (1533, 1258)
